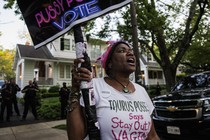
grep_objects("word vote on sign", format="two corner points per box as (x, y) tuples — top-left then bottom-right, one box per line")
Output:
(17, 0), (132, 49)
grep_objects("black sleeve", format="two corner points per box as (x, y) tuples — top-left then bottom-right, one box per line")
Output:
(21, 86), (28, 93)
(16, 85), (21, 91)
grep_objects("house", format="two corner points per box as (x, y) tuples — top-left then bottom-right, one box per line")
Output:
(13, 34), (107, 89)
(13, 34), (165, 89)
(140, 54), (165, 87)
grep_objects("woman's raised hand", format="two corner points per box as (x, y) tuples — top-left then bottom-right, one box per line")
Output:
(71, 58), (92, 91)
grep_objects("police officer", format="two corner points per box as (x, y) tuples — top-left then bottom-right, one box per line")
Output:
(10, 79), (21, 116)
(59, 82), (70, 119)
(155, 82), (162, 96)
(21, 80), (39, 120)
(0, 81), (12, 122)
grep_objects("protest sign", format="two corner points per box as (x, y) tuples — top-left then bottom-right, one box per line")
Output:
(17, 0), (132, 49)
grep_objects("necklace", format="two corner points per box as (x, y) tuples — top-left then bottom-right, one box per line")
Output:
(112, 78), (130, 93)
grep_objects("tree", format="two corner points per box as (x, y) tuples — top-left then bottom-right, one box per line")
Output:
(1, 1), (20, 80)
(4, 0), (209, 91)
(2, 0), (21, 16)
(0, 48), (15, 80)
(181, 17), (210, 73)
(85, 0), (209, 91)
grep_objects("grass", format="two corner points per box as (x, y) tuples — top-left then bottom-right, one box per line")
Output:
(52, 124), (67, 130)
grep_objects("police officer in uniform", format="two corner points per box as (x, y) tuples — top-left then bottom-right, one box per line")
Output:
(0, 82), (12, 122)
(59, 82), (70, 119)
(21, 80), (39, 120)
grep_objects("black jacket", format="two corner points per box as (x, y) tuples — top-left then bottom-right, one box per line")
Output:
(22, 84), (38, 100)
(11, 83), (21, 99)
(59, 86), (70, 101)
(1, 83), (12, 101)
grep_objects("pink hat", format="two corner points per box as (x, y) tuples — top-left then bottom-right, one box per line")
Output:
(96, 40), (131, 69)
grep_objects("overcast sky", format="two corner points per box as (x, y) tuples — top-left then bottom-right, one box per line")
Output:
(0, 2), (28, 50)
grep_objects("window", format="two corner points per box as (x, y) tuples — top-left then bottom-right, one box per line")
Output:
(61, 38), (75, 51)
(90, 45), (101, 60)
(157, 71), (163, 79)
(149, 70), (154, 79)
(147, 53), (152, 61)
(66, 65), (71, 78)
(60, 38), (70, 50)
(149, 70), (163, 79)
(59, 64), (71, 79)
(72, 39), (75, 51)
(59, 64), (64, 78)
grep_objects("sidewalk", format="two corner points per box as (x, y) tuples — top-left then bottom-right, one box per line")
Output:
(0, 102), (68, 140)
(0, 119), (68, 140)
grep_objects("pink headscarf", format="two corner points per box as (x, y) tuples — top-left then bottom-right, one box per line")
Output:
(96, 40), (131, 69)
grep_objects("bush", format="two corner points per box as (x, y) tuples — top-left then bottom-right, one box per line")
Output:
(148, 89), (157, 98)
(36, 92), (42, 108)
(41, 92), (59, 98)
(48, 85), (60, 93)
(37, 97), (61, 120)
(17, 97), (24, 105)
(38, 88), (48, 94)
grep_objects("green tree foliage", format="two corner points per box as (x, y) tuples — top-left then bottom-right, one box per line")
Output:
(2, 0), (21, 16)
(2, 0), (15, 9)
(123, 0), (208, 91)
(0, 48), (15, 80)
(182, 18), (210, 73)
(86, 0), (209, 90)
(4, 0), (209, 91)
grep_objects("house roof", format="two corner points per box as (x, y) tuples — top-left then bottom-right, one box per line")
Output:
(140, 55), (160, 68)
(17, 44), (54, 60)
(13, 44), (59, 69)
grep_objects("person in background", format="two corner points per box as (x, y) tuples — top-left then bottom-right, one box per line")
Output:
(59, 82), (71, 119)
(10, 79), (21, 116)
(32, 78), (40, 107)
(33, 78), (39, 89)
(0, 81), (12, 122)
(66, 40), (160, 140)
(155, 82), (161, 96)
(21, 80), (39, 120)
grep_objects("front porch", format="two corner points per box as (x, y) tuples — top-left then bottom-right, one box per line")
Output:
(37, 77), (53, 85)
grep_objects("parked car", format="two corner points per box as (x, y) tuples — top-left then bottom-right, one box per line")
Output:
(152, 71), (210, 139)
(0, 79), (4, 87)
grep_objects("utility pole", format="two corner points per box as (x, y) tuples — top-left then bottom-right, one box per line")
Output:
(130, 0), (141, 84)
